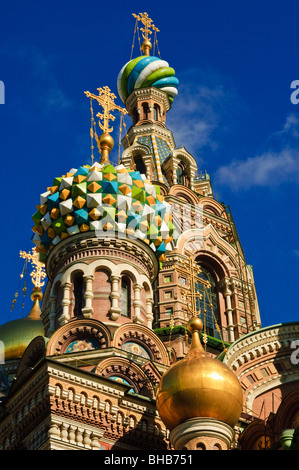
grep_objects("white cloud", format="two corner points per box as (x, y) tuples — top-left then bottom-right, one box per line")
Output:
(214, 114), (299, 190)
(166, 67), (242, 159)
(215, 148), (299, 189)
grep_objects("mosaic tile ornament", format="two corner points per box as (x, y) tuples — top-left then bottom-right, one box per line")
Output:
(117, 56), (179, 105)
(32, 163), (175, 264)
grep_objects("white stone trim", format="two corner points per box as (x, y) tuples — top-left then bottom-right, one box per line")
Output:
(170, 418), (234, 450)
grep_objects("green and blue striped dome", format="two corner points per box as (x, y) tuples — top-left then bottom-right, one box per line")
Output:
(117, 55), (179, 104)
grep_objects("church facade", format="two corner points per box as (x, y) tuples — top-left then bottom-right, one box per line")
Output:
(0, 13), (298, 451)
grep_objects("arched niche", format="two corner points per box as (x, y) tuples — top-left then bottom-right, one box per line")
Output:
(168, 185), (201, 205)
(46, 319), (112, 356)
(95, 356), (156, 398)
(112, 323), (170, 366)
(199, 197), (228, 219)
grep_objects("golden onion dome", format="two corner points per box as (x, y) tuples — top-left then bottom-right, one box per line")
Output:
(0, 287), (45, 361)
(156, 317), (243, 431)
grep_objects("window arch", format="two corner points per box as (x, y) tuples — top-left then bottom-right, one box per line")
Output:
(176, 163), (183, 185)
(121, 276), (131, 317)
(153, 104), (160, 121)
(72, 272), (85, 316)
(134, 155), (146, 175)
(195, 266), (221, 339)
(196, 442), (206, 450)
(142, 102), (149, 120)
(176, 161), (190, 187)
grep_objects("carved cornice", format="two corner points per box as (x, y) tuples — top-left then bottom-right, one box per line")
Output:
(122, 122), (175, 149)
(224, 322), (299, 371)
(125, 87), (171, 113)
(46, 233), (158, 283)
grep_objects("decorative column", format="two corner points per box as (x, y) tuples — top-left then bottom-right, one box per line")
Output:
(48, 295), (57, 336)
(133, 284), (143, 324)
(109, 275), (121, 321)
(58, 282), (72, 326)
(172, 159), (178, 185)
(145, 297), (154, 328)
(82, 275), (94, 318)
(189, 164), (197, 191)
(223, 281), (235, 342)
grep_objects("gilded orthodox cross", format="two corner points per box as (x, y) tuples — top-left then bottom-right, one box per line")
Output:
(84, 86), (128, 164)
(20, 247), (47, 289)
(175, 257), (205, 317)
(84, 86), (127, 135)
(175, 256), (212, 347)
(132, 12), (159, 55)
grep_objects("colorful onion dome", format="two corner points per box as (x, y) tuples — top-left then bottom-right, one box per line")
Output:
(156, 317), (243, 431)
(117, 55), (179, 105)
(32, 162), (175, 264)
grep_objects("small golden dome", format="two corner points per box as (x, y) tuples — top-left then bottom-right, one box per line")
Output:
(98, 132), (114, 151)
(0, 288), (45, 361)
(156, 317), (243, 431)
(97, 133), (114, 165)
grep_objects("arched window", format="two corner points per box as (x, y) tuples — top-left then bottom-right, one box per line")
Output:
(195, 266), (221, 339)
(73, 272), (85, 316)
(176, 164), (183, 185)
(153, 104), (160, 121)
(176, 161), (190, 187)
(134, 156), (146, 175)
(142, 102), (149, 120)
(121, 277), (131, 317)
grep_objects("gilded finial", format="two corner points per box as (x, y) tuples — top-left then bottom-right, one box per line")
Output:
(84, 86), (128, 164)
(187, 316), (204, 350)
(132, 12), (159, 56)
(20, 247), (46, 289)
(19, 247), (46, 319)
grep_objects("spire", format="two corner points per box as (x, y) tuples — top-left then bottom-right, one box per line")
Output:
(84, 86), (127, 164)
(132, 12), (159, 56)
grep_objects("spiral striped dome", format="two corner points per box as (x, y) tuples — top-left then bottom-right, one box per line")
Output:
(117, 55), (179, 105)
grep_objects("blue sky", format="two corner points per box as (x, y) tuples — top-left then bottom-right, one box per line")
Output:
(0, 0), (298, 329)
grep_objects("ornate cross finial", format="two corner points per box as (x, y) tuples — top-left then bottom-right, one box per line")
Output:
(84, 86), (128, 164)
(20, 247), (47, 289)
(133, 12), (159, 55)
(84, 86), (127, 135)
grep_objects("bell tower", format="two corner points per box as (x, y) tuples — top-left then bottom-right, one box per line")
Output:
(117, 12), (261, 362)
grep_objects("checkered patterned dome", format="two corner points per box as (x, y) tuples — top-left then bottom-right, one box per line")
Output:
(32, 162), (174, 263)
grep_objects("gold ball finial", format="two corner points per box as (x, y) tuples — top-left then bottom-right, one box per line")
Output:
(98, 133), (114, 164)
(187, 316), (203, 334)
(98, 132), (114, 150)
(30, 286), (43, 302)
(142, 39), (152, 56)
